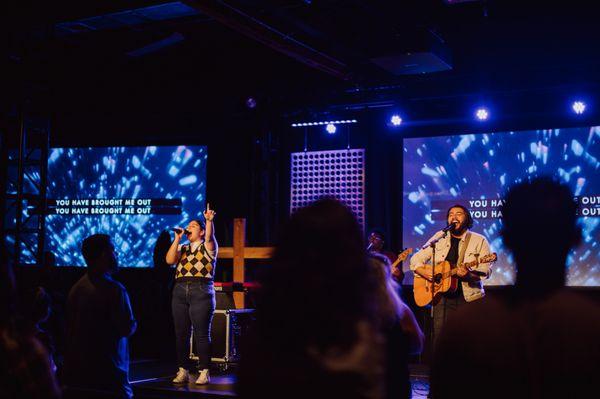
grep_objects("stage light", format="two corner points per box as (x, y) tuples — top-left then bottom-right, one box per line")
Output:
(475, 107), (489, 121)
(390, 115), (403, 126)
(290, 119), (358, 128)
(326, 123), (337, 134)
(572, 101), (586, 115)
(245, 97), (257, 109)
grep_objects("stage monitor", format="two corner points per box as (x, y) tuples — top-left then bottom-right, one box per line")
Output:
(45, 145), (207, 267)
(403, 126), (600, 286)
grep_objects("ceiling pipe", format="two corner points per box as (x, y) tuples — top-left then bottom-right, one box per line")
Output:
(184, 0), (352, 81)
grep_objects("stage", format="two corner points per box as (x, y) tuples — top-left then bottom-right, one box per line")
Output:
(130, 360), (430, 399)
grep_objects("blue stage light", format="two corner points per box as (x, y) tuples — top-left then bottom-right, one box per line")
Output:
(390, 115), (403, 126)
(246, 97), (257, 109)
(572, 101), (586, 115)
(475, 107), (489, 121)
(326, 123), (337, 134)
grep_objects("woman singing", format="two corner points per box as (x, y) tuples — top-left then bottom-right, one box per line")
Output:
(166, 204), (217, 385)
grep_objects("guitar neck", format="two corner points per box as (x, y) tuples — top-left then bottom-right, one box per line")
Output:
(391, 249), (412, 268)
(449, 258), (484, 274)
(463, 258), (483, 269)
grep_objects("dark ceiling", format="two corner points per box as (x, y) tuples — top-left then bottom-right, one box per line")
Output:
(4, 0), (600, 142)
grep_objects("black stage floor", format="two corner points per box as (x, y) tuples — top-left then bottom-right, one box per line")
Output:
(130, 360), (430, 399)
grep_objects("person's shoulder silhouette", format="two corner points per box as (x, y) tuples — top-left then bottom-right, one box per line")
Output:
(431, 177), (600, 399)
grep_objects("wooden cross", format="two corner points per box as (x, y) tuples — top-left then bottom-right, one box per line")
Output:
(218, 218), (273, 309)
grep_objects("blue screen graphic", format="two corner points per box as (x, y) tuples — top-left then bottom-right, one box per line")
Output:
(403, 126), (600, 286)
(46, 145), (207, 267)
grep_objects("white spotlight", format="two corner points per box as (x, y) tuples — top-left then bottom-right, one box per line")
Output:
(390, 115), (403, 126)
(475, 107), (489, 121)
(572, 101), (586, 115)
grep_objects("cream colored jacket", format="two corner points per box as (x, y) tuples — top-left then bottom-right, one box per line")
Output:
(409, 230), (492, 302)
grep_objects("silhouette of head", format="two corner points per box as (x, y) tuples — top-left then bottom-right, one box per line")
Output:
(501, 177), (581, 290)
(259, 198), (377, 353)
(81, 234), (118, 274)
(240, 199), (381, 399)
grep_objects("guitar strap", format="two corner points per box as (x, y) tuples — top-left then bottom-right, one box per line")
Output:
(457, 232), (472, 267)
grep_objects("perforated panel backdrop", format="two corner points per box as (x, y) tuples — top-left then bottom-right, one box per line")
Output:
(290, 149), (366, 229)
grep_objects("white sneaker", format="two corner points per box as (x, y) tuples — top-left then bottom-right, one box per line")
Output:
(172, 367), (189, 384)
(195, 368), (210, 385)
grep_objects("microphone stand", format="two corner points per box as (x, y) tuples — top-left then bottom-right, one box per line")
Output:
(427, 230), (448, 360)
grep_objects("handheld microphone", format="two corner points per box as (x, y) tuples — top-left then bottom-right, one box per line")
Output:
(172, 228), (191, 235)
(366, 242), (374, 251)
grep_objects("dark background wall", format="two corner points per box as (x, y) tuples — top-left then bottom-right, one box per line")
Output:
(5, 0), (600, 363)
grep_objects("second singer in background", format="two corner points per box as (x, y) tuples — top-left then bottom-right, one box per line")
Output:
(166, 204), (218, 385)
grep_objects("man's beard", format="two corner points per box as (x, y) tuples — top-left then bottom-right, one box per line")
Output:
(451, 222), (467, 235)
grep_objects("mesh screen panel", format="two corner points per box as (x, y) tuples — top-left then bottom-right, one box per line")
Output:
(290, 148), (365, 229)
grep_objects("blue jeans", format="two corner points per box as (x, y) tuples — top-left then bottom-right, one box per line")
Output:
(432, 294), (466, 348)
(172, 279), (215, 370)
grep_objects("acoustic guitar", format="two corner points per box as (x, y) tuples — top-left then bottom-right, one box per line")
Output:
(413, 253), (497, 307)
(391, 248), (413, 280)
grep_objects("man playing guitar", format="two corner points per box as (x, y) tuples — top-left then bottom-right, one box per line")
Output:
(409, 205), (493, 344)
(367, 230), (409, 283)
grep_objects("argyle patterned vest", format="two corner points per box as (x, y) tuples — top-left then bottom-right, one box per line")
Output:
(175, 242), (216, 279)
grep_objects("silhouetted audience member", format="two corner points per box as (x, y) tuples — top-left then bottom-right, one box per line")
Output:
(23, 286), (58, 373)
(368, 252), (424, 399)
(62, 234), (137, 399)
(430, 177), (600, 399)
(152, 230), (172, 269)
(38, 252), (67, 376)
(238, 199), (388, 399)
(0, 263), (61, 399)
